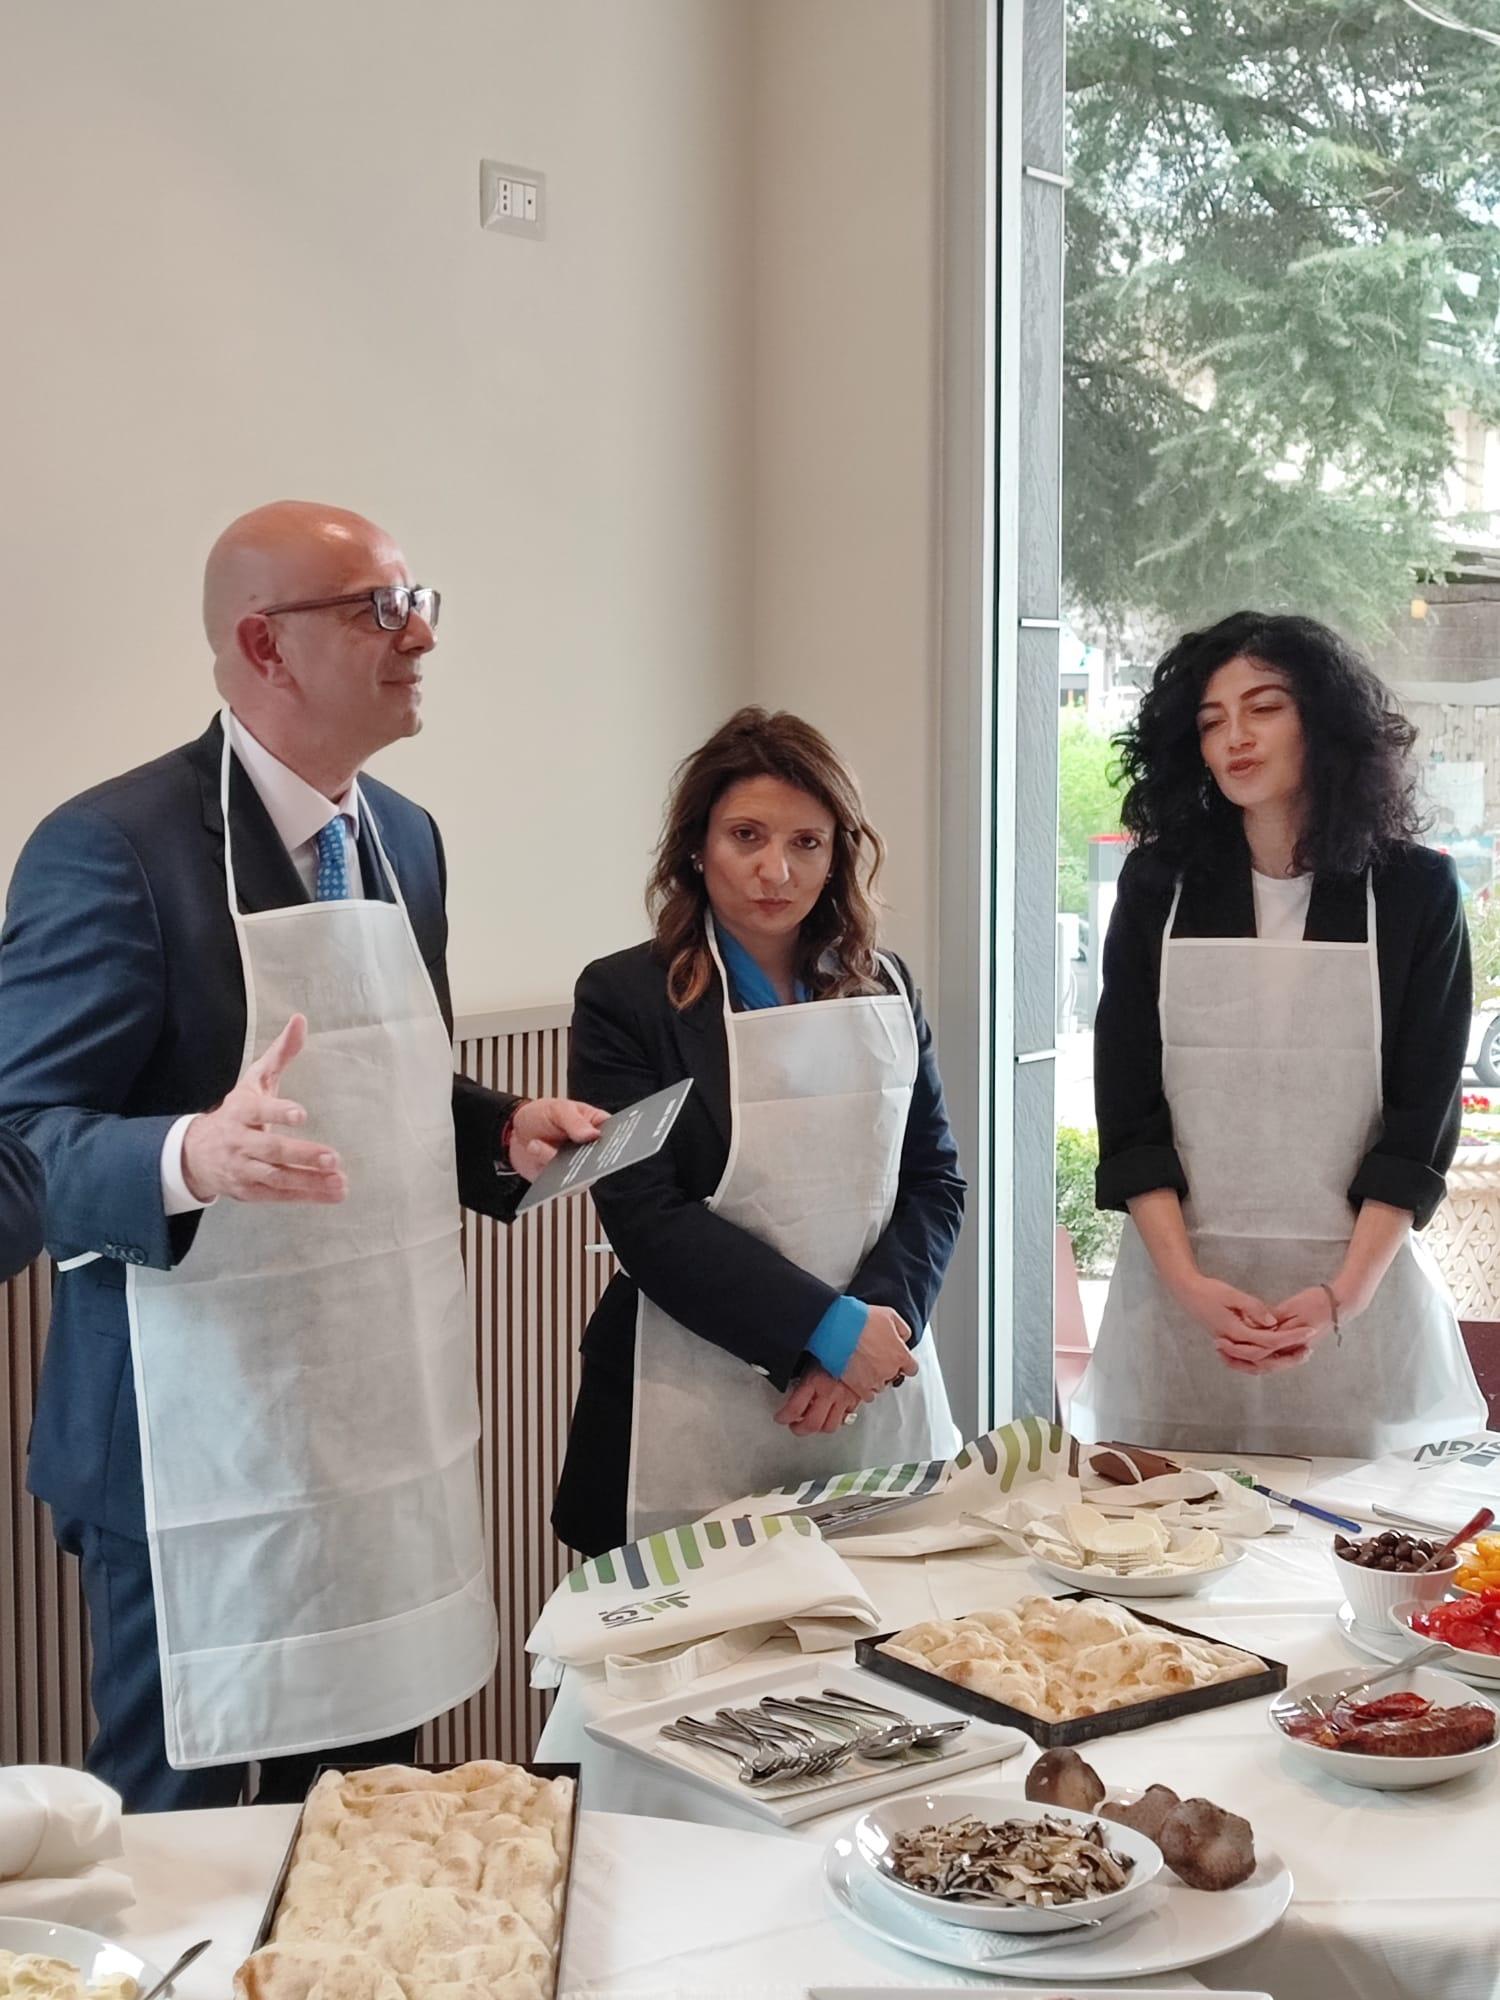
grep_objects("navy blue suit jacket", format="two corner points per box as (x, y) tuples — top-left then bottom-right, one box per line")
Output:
(0, 1126), (45, 1281)
(0, 716), (521, 1536)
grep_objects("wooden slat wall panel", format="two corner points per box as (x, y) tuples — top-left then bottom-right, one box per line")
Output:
(2, 1256), (91, 1768)
(1, 1009), (607, 1770)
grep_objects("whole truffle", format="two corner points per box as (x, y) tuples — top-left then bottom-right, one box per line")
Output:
(1101, 1784), (1180, 1843)
(1158, 1797), (1256, 1891)
(1023, 1747), (1105, 1812)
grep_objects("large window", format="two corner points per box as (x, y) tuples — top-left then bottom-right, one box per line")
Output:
(1056, 4), (1500, 1364)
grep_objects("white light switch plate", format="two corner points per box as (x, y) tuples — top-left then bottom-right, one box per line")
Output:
(480, 158), (545, 239)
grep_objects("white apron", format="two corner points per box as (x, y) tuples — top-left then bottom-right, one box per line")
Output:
(125, 720), (497, 1769)
(625, 923), (959, 1541)
(1072, 875), (1485, 1457)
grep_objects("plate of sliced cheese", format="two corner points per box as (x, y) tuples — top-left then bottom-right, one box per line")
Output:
(1022, 1504), (1246, 1597)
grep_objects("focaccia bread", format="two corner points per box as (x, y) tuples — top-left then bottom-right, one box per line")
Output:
(234, 1763), (574, 2000)
(878, 1595), (1261, 1721)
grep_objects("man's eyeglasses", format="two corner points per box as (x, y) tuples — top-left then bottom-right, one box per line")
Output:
(259, 584), (441, 632)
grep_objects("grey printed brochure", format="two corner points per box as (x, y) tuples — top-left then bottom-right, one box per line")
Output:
(515, 1078), (694, 1215)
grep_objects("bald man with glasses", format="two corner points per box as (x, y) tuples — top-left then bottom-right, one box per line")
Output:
(0, 501), (605, 1810)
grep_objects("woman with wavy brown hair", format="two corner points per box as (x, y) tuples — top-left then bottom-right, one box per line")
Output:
(552, 707), (964, 1555)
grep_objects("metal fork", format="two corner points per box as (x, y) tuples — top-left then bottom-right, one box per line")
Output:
(658, 1715), (794, 1784)
(817, 1686), (970, 1750)
(758, 1694), (917, 1760)
(800, 1493), (926, 1538)
(716, 1705), (854, 1779)
(1284, 1640), (1452, 1726)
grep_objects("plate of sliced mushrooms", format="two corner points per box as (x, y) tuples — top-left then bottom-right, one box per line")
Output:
(850, 1791), (1163, 1932)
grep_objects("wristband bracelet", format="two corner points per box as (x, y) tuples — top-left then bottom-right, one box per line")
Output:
(1320, 1282), (1342, 1346)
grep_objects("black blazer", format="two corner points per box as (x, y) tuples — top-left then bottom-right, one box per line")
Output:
(1094, 836), (1470, 1229)
(552, 940), (966, 1555)
(0, 715), (522, 1535)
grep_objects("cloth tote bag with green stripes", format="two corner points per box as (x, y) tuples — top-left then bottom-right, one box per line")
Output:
(705, 1416), (1079, 1558)
(527, 1512), (881, 1695)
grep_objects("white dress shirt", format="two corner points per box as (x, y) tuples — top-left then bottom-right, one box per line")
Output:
(160, 712), (368, 1216)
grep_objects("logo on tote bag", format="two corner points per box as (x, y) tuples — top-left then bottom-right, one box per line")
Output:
(598, 1590), (692, 1629)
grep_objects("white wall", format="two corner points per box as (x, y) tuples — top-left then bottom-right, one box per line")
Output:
(750, 0), (943, 988)
(2, 0), (751, 1013)
(4, 0), (947, 1011)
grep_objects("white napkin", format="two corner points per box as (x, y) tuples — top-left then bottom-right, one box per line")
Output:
(970, 1458), (1274, 1545)
(1080, 1464), (1275, 1538)
(0, 1767), (133, 1925)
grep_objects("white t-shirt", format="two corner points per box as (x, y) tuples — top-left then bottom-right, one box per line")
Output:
(1251, 868), (1313, 942)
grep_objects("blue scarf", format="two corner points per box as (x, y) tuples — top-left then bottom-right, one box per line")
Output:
(717, 925), (810, 1009)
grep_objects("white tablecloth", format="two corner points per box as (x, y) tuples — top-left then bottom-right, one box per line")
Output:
(531, 1452), (1500, 2000)
(91, 1449), (1500, 2000)
(115, 1800), (1214, 1999)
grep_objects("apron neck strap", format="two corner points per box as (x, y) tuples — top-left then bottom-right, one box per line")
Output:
(218, 707), (243, 914)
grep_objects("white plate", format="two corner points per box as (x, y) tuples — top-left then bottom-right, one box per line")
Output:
(583, 1659), (1026, 1828)
(1389, 1598), (1500, 1681)
(824, 1814), (1292, 1981)
(1028, 1537), (1247, 1599)
(1336, 1601), (1500, 1687)
(1270, 1665), (1500, 1790)
(0, 1919), (164, 1998)
(810, 1989), (1274, 1998)
(853, 1790), (1163, 1932)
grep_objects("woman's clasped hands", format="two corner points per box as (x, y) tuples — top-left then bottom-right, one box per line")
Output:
(773, 1304), (918, 1436)
(1175, 1271), (1345, 1375)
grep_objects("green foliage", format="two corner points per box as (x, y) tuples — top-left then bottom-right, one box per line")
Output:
(1065, 0), (1500, 644)
(1056, 1124), (1124, 1277)
(1471, 894), (1500, 1007)
(1057, 711), (1125, 914)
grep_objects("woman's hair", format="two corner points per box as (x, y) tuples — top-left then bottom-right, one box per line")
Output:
(1114, 611), (1423, 875)
(648, 706), (887, 1009)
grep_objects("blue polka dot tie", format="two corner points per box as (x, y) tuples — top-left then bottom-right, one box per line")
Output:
(314, 818), (351, 901)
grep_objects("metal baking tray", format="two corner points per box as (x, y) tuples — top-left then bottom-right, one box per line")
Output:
(855, 1592), (1286, 1748)
(249, 1759), (582, 1997)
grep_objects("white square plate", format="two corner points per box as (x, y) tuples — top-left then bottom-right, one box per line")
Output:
(584, 1659), (1026, 1828)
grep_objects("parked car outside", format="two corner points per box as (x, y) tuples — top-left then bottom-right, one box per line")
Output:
(1469, 1008), (1500, 1086)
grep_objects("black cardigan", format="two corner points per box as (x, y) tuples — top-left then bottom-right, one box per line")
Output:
(552, 940), (966, 1555)
(1094, 837), (1470, 1230)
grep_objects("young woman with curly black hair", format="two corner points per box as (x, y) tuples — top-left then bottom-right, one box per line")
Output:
(1072, 611), (1485, 1456)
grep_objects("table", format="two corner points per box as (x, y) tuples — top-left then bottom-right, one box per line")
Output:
(529, 1449), (1500, 1999)
(103, 1447), (1500, 2000)
(120, 1800), (1208, 1999)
